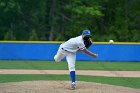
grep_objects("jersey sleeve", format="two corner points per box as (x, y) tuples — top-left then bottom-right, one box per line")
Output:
(78, 42), (86, 50)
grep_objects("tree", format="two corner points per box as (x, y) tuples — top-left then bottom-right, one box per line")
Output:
(29, 29), (39, 41)
(58, 0), (103, 40)
(0, 0), (140, 41)
(4, 30), (16, 40)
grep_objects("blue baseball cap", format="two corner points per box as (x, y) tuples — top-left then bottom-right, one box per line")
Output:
(82, 30), (91, 36)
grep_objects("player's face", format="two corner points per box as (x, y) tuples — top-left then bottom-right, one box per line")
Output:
(83, 35), (90, 40)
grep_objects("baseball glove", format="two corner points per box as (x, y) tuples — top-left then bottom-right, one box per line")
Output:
(84, 38), (92, 49)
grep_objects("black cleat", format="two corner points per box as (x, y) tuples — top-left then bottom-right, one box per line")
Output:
(70, 83), (76, 90)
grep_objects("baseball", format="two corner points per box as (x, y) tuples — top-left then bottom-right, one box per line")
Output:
(109, 40), (114, 44)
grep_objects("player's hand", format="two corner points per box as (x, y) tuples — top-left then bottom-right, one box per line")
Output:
(93, 54), (98, 58)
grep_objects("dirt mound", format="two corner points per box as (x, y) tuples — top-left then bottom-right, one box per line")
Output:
(0, 81), (139, 93)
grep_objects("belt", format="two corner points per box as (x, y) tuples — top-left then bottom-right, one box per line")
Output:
(61, 48), (68, 51)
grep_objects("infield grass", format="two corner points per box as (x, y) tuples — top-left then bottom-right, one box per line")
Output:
(0, 60), (140, 71)
(0, 60), (140, 89)
(0, 74), (139, 89)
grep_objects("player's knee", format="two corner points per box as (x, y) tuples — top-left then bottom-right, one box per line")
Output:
(54, 55), (61, 62)
(69, 66), (75, 71)
(68, 63), (75, 71)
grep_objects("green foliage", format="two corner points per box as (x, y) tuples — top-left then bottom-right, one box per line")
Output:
(131, 30), (140, 42)
(0, 0), (140, 41)
(29, 30), (39, 41)
(66, 1), (102, 16)
(4, 30), (16, 40)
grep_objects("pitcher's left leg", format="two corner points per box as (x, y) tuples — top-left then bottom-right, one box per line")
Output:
(66, 53), (76, 89)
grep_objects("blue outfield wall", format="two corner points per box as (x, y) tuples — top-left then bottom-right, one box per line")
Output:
(0, 42), (140, 61)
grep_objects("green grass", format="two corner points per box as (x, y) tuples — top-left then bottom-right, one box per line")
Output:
(0, 74), (139, 89)
(0, 60), (140, 71)
(0, 60), (140, 89)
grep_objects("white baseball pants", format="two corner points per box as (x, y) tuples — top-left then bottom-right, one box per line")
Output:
(54, 46), (76, 71)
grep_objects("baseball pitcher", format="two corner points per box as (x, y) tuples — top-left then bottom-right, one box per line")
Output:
(54, 30), (98, 90)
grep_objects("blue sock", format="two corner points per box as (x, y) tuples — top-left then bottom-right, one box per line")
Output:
(70, 71), (76, 83)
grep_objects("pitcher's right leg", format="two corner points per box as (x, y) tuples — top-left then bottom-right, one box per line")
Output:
(54, 47), (68, 62)
(54, 52), (65, 62)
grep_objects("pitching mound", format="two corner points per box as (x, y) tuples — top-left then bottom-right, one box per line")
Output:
(0, 81), (139, 93)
